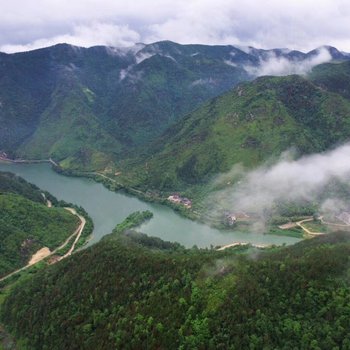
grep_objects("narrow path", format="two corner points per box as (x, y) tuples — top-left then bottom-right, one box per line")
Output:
(217, 242), (248, 251)
(0, 207), (85, 283)
(0, 155), (57, 167)
(278, 222), (297, 230)
(0, 260), (34, 283)
(217, 242), (269, 251)
(296, 217), (324, 236)
(58, 208), (86, 259)
(89, 172), (144, 194)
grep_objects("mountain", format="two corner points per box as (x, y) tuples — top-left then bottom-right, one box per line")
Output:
(0, 172), (79, 278)
(2, 218), (350, 349)
(4, 41), (350, 350)
(309, 60), (350, 99)
(0, 41), (348, 170)
(116, 65), (350, 191)
(0, 41), (250, 169)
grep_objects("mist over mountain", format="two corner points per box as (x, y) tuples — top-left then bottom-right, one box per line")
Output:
(205, 143), (350, 229)
(3, 39), (350, 350)
(0, 41), (348, 170)
(120, 61), (350, 193)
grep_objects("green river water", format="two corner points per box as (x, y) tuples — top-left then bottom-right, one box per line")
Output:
(0, 162), (300, 248)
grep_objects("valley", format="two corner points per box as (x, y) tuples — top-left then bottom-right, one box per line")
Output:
(2, 37), (350, 349)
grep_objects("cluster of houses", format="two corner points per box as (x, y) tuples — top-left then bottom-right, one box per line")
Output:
(167, 194), (192, 208)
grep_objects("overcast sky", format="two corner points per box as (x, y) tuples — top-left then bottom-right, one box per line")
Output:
(1, 0), (350, 53)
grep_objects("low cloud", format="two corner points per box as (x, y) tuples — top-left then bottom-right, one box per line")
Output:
(0, 22), (140, 53)
(135, 52), (156, 64)
(320, 198), (348, 216)
(205, 143), (350, 224)
(2, 1), (350, 53)
(244, 47), (332, 77)
(224, 59), (237, 67)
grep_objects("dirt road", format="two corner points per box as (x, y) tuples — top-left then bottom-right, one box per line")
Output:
(59, 208), (86, 259)
(296, 217), (324, 236)
(0, 207), (86, 283)
(217, 242), (269, 251)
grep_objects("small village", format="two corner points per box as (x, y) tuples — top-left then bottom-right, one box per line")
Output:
(222, 207), (350, 237)
(167, 194), (192, 208)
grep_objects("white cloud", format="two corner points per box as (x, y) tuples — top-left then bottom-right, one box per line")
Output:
(1, 0), (350, 53)
(135, 52), (156, 64)
(144, 0), (350, 51)
(244, 47), (332, 77)
(206, 143), (350, 221)
(0, 23), (140, 53)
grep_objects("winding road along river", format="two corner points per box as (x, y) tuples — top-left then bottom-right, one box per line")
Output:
(0, 162), (300, 248)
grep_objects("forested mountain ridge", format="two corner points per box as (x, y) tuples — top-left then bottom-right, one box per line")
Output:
(116, 61), (350, 191)
(2, 223), (350, 349)
(0, 41), (348, 170)
(309, 60), (350, 99)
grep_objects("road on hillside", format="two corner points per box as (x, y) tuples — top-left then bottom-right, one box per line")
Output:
(0, 207), (86, 283)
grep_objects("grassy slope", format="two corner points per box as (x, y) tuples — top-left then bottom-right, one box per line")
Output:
(309, 60), (350, 99)
(2, 45), (350, 174)
(118, 74), (350, 192)
(2, 226), (350, 349)
(16, 77), (122, 170)
(0, 172), (79, 277)
(0, 194), (79, 277)
(106, 48), (249, 146)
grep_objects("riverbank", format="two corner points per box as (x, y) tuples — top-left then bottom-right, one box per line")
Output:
(0, 155), (58, 167)
(1, 157), (196, 222)
(0, 157), (339, 243)
(54, 166), (201, 219)
(216, 242), (270, 251)
(56, 167), (308, 240)
(0, 155), (196, 219)
(0, 161), (301, 248)
(0, 157), (301, 239)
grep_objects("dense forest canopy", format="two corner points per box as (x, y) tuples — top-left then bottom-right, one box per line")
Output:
(2, 219), (350, 349)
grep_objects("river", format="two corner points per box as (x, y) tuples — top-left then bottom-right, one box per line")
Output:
(0, 162), (300, 248)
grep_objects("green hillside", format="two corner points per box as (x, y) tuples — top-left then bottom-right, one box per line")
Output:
(2, 43), (348, 172)
(16, 76), (122, 170)
(4, 39), (350, 350)
(0, 42), (253, 169)
(0, 172), (79, 278)
(118, 73), (350, 191)
(0, 171), (46, 204)
(2, 219), (350, 349)
(309, 60), (350, 99)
